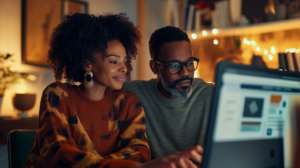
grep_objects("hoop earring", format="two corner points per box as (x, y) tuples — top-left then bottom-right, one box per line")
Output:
(84, 71), (94, 89)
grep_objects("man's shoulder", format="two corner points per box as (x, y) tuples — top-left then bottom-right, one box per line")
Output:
(122, 79), (155, 91)
(192, 78), (214, 95)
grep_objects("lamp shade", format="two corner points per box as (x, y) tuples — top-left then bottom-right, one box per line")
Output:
(13, 94), (36, 112)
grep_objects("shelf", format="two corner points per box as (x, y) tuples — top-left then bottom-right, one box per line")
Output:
(187, 18), (300, 39)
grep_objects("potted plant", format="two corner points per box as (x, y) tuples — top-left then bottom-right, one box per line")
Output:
(0, 53), (36, 114)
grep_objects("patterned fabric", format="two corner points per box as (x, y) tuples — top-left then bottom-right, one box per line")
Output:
(24, 82), (150, 168)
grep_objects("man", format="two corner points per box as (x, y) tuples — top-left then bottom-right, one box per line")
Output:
(123, 26), (214, 165)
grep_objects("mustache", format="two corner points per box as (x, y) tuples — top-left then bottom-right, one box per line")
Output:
(170, 77), (193, 88)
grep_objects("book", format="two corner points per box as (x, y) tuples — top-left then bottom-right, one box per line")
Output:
(191, 7), (197, 31)
(286, 52), (295, 71)
(292, 52), (299, 72)
(294, 52), (300, 72)
(283, 53), (288, 70)
(195, 9), (201, 31)
(184, 6), (190, 31)
(278, 53), (287, 70)
(186, 5), (195, 32)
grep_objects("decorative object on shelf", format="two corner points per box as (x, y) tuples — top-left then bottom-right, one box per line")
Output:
(286, 0), (300, 19)
(251, 55), (267, 67)
(236, 15), (250, 26)
(22, 0), (88, 67)
(13, 93), (36, 118)
(265, 0), (276, 21)
(0, 53), (37, 115)
(229, 0), (242, 26)
(275, 3), (286, 20)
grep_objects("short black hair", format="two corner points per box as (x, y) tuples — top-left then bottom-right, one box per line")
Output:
(149, 26), (190, 61)
(48, 13), (140, 83)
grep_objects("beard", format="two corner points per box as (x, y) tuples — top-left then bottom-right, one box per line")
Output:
(158, 72), (193, 99)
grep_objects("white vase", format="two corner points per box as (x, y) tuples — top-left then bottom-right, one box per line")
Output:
(230, 0), (242, 26)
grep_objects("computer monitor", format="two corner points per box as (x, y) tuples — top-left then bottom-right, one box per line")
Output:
(201, 61), (300, 168)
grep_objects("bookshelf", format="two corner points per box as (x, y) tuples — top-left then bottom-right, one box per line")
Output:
(186, 18), (300, 40)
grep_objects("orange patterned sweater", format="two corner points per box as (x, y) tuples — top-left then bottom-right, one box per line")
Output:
(24, 82), (150, 168)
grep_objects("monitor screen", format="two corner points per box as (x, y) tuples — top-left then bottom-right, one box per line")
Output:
(213, 69), (300, 168)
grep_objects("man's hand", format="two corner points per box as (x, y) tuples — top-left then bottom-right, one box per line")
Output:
(133, 145), (203, 168)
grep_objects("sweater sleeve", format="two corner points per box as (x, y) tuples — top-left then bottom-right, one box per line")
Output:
(104, 93), (151, 162)
(24, 84), (138, 168)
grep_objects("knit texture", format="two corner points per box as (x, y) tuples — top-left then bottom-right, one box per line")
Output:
(24, 82), (150, 168)
(123, 78), (214, 159)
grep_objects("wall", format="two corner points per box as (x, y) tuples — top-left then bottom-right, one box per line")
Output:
(0, 0), (170, 117)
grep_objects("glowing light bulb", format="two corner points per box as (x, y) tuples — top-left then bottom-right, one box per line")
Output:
(256, 47), (260, 52)
(243, 39), (247, 44)
(202, 30), (207, 36)
(290, 48), (295, 53)
(212, 29), (218, 34)
(268, 55), (273, 60)
(213, 39), (218, 45)
(286, 49), (289, 52)
(271, 46), (276, 54)
(264, 50), (268, 55)
(191, 33), (197, 39)
(251, 41), (256, 45)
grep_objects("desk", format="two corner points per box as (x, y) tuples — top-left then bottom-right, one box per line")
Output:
(0, 117), (38, 144)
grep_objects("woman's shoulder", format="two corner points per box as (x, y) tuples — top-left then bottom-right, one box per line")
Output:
(43, 81), (74, 95)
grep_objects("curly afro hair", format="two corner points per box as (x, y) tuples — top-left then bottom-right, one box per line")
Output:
(48, 13), (140, 83)
(149, 26), (190, 61)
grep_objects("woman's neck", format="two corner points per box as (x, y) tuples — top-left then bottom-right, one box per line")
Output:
(80, 84), (107, 101)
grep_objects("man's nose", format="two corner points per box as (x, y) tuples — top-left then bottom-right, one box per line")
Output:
(178, 64), (189, 76)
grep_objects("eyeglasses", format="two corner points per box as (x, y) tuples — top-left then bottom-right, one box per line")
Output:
(154, 58), (199, 75)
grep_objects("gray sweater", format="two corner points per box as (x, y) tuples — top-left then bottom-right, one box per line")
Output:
(122, 78), (214, 159)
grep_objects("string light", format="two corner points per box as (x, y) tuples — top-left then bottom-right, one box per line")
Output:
(256, 47), (260, 52)
(213, 39), (218, 45)
(264, 50), (268, 55)
(251, 41), (256, 45)
(268, 55), (273, 60)
(271, 46), (276, 54)
(192, 33), (197, 39)
(212, 29), (218, 34)
(202, 30), (207, 36)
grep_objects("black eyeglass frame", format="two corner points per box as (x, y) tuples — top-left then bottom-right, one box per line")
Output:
(154, 57), (199, 75)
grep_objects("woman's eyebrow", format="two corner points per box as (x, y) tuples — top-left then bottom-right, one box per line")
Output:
(107, 54), (121, 58)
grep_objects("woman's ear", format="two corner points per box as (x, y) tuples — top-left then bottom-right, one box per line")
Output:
(84, 60), (93, 72)
(150, 60), (158, 74)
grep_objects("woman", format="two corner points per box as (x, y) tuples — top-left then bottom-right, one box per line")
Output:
(23, 13), (150, 168)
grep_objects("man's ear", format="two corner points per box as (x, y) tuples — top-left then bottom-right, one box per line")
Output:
(150, 60), (158, 74)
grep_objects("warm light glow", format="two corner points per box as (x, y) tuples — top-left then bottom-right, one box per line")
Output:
(268, 55), (273, 60)
(16, 85), (27, 94)
(256, 47), (260, 52)
(264, 50), (268, 55)
(191, 33), (197, 39)
(296, 49), (299, 53)
(213, 39), (218, 45)
(271, 46), (276, 54)
(246, 41), (250, 45)
(212, 29), (218, 34)
(290, 48), (295, 53)
(286, 49), (289, 52)
(194, 73), (198, 78)
(27, 74), (37, 81)
(251, 41), (256, 45)
(202, 30), (207, 36)
(243, 39), (248, 44)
